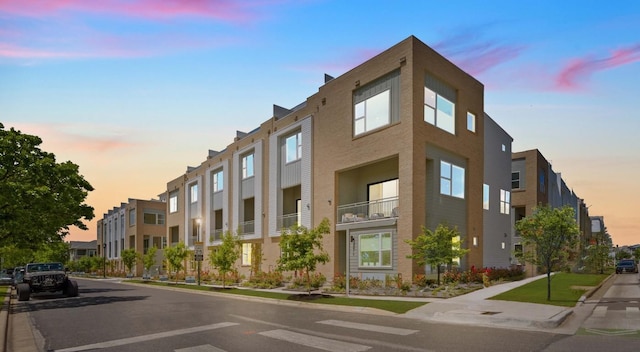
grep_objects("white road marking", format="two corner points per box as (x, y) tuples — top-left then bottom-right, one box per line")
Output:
(259, 329), (370, 352)
(592, 306), (607, 318)
(54, 322), (238, 352)
(626, 306), (640, 319)
(175, 344), (227, 352)
(317, 319), (418, 336)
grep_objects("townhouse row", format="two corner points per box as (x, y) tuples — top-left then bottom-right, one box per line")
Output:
(96, 36), (600, 279)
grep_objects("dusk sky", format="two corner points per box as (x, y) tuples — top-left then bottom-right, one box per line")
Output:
(2, 1), (639, 246)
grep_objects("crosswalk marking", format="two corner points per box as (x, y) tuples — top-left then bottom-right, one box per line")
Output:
(259, 329), (370, 352)
(317, 320), (418, 336)
(54, 322), (238, 352)
(592, 306), (607, 318)
(626, 307), (640, 318)
(175, 345), (227, 352)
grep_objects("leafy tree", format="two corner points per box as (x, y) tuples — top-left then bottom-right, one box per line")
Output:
(164, 241), (188, 283)
(515, 205), (579, 301)
(405, 223), (469, 285)
(0, 123), (94, 249)
(142, 245), (158, 278)
(121, 248), (140, 276)
(208, 231), (240, 288)
(616, 249), (632, 260)
(0, 245), (34, 268)
(32, 240), (70, 263)
(277, 218), (331, 295)
(634, 247), (640, 261)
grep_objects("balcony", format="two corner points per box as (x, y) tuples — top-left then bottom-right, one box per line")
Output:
(209, 229), (224, 242)
(337, 197), (399, 224)
(238, 220), (255, 236)
(277, 213), (300, 230)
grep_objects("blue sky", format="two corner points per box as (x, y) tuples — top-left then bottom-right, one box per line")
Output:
(1, 0), (639, 245)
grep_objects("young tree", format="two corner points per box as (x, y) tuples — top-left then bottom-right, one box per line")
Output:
(164, 242), (188, 283)
(208, 231), (240, 288)
(515, 204), (579, 301)
(0, 123), (94, 249)
(142, 245), (158, 278)
(405, 223), (469, 285)
(33, 240), (71, 263)
(277, 218), (330, 295)
(121, 248), (140, 276)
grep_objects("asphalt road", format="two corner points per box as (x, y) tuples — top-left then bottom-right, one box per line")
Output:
(13, 278), (573, 352)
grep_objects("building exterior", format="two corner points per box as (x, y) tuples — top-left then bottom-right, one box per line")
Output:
(163, 35), (517, 283)
(68, 240), (97, 261)
(97, 198), (166, 276)
(510, 149), (591, 275)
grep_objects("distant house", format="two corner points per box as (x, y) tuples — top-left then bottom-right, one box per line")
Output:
(68, 240), (98, 261)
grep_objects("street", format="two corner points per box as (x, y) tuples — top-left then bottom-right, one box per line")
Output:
(8, 276), (640, 351)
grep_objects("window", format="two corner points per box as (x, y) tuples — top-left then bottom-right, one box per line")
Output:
(359, 232), (391, 267)
(129, 209), (135, 226)
(354, 90), (390, 136)
(483, 184), (489, 210)
(512, 172), (520, 189)
(500, 189), (511, 214)
(213, 170), (223, 192)
(242, 153), (254, 179)
(285, 132), (302, 163)
(424, 87), (455, 134)
(440, 161), (465, 199)
(539, 171), (546, 193)
(190, 183), (198, 203)
(169, 191), (178, 213)
(501, 144), (506, 152)
(467, 112), (476, 132)
(143, 213), (164, 225)
(242, 243), (252, 266)
(143, 235), (149, 254)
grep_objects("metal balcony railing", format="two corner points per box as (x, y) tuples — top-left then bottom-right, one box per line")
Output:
(209, 229), (224, 242)
(277, 213), (300, 230)
(336, 197), (399, 224)
(238, 220), (255, 235)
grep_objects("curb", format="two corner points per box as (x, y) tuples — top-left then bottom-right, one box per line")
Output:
(578, 273), (615, 303)
(0, 287), (9, 352)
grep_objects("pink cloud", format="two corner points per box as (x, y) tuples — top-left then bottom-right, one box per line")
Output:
(0, 0), (265, 22)
(555, 44), (640, 91)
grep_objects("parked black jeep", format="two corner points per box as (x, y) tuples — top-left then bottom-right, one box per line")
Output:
(16, 262), (79, 301)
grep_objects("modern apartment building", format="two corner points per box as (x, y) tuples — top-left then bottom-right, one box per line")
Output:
(510, 149), (591, 275)
(164, 35), (518, 283)
(97, 198), (166, 276)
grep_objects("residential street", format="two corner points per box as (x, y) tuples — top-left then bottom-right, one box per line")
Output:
(7, 276), (640, 352)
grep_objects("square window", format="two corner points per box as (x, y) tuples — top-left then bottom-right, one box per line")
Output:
(353, 90), (390, 136)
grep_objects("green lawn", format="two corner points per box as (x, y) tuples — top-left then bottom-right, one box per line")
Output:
(489, 273), (609, 307)
(0, 286), (7, 310)
(132, 280), (426, 314)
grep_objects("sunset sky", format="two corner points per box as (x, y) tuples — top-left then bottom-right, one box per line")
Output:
(1, 1), (639, 246)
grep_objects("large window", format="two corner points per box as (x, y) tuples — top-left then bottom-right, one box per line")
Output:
(359, 232), (392, 267)
(143, 212), (165, 225)
(190, 183), (198, 203)
(285, 132), (302, 163)
(500, 189), (511, 214)
(483, 184), (490, 210)
(512, 172), (520, 189)
(213, 170), (223, 192)
(169, 191), (178, 213)
(242, 153), (254, 179)
(440, 161), (465, 199)
(129, 209), (135, 226)
(354, 90), (390, 136)
(424, 87), (455, 134)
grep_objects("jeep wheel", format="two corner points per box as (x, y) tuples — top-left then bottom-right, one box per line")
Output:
(65, 280), (79, 297)
(17, 283), (30, 301)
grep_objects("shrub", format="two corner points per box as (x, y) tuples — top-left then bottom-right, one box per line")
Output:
(244, 271), (284, 289)
(289, 272), (326, 290)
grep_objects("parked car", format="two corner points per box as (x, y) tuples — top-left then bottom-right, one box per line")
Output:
(12, 267), (24, 287)
(615, 259), (638, 274)
(0, 272), (13, 286)
(16, 262), (79, 301)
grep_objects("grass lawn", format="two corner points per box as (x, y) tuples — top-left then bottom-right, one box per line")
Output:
(131, 280), (426, 314)
(0, 286), (7, 310)
(489, 273), (609, 307)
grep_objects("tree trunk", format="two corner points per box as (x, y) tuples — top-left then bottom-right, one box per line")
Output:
(546, 271), (551, 301)
(306, 269), (311, 295)
(437, 265), (441, 285)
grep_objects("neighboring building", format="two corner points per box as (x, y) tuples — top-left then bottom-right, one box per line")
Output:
(164, 35), (513, 283)
(510, 149), (590, 275)
(482, 114), (513, 268)
(97, 198), (166, 276)
(68, 240), (97, 261)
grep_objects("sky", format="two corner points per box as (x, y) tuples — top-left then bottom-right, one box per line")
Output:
(1, 0), (639, 246)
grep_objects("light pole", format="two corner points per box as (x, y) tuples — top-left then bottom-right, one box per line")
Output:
(103, 243), (107, 279)
(196, 218), (201, 286)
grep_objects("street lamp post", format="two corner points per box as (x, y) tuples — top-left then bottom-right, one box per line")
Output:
(103, 243), (106, 279)
(196, 218), (201, 286)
